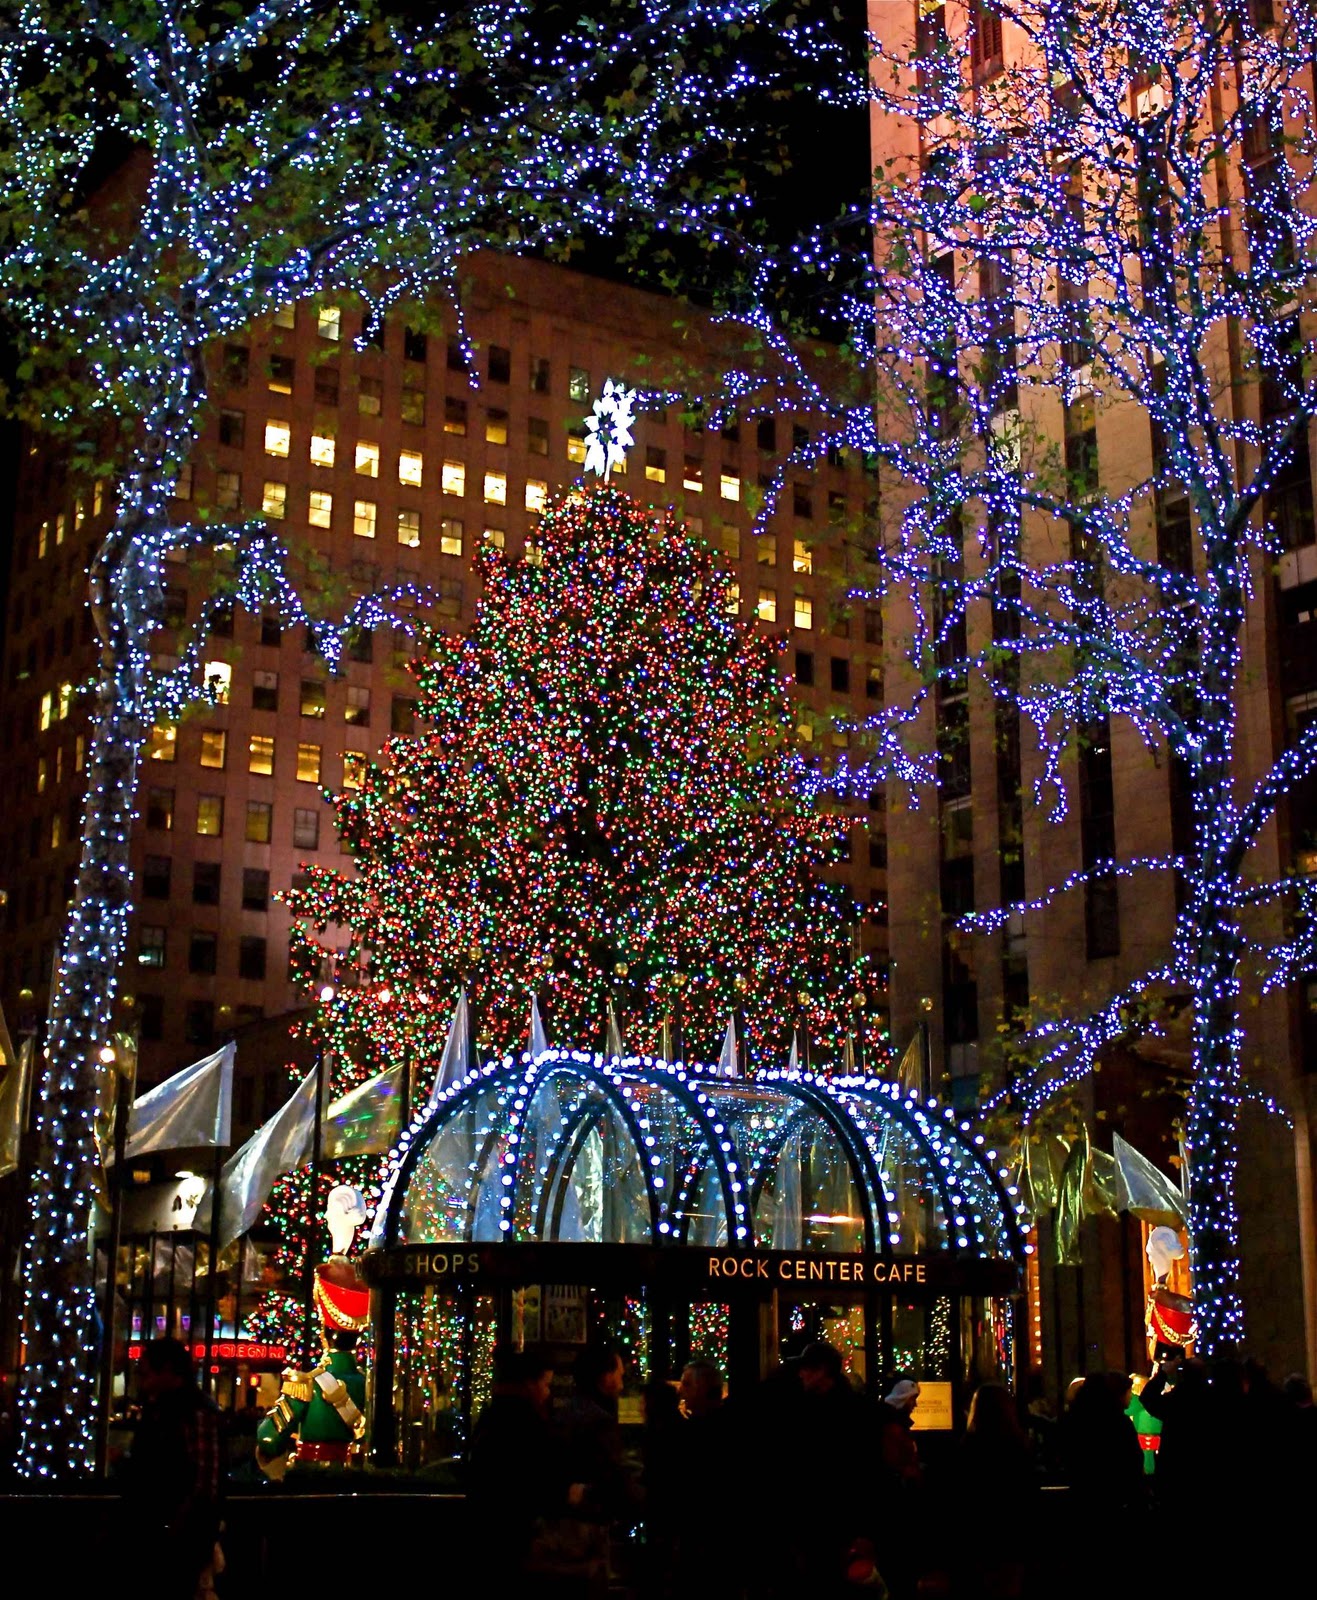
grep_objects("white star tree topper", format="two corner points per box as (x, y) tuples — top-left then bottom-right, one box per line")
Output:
(584, 378), (637, 477)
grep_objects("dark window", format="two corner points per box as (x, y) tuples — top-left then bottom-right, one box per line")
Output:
(223, 345), (249, 386)
(864, 607), (882, 645)
(268, 355), (294, 394)
(162, 586), (188, 628)
(260, 614), (282, 647)
(184, 1000), (215, 1046)
(192, 862), (221, 906)
(487, 345), (511, 384)
(210, 602), (234, 639)
(866, 664), (883, 702)
(757, 417), (777, 453)
(138, 926), (167, 968)
(795, 650), (815, 686)
(315, 368), (340, 407)
(293, 807), (320, 849)
(363, 315), (385, 350)
(793, 486), (813, 519)
(139, 993), (165, 1041)
(142, 855), (171, 899)
(527, 417), (549, 456)
(357, 375), (382, 416)
(347, 627), (373, 663)
(868, 837), (887, 870)
(792, 424), (810, 452)
(391, 696), (417, 734)
(146, 788), (174, 831)
(446, 338), (467, 372)
(238, 936), (267, 980)
(251, 669), (279, 712)
(970, 0), (1003, 75)
(403, 326), (428, 363)
(300, 679), (326, 718)
(530, 356), (551, 394)
(444, 396), (468, 435)
(188, 930), (218, 974)
(401, 384), (425, 426)
(830, 657), (851, 693)
(218, 409), (245, 448)
(242, 868), (270, 912)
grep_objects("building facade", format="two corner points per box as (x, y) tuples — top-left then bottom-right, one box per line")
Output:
(867, 0), (1317, 1377)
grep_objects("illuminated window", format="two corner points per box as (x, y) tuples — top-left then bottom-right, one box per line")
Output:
(567, 424), (587, 465)
(138, 927), (167, 969)
(486, 409), (509, 446)
(37, 521), (48, 558)
(757, 538), (777, 568)
(37, 755), (46, 794)
(216, 471), (241, 510)
(720, 525), (741, 561)
(398, 449), (423, 488)
(175, 463), (194, 500)
(793, 538), (813, 574)
(94, 482), (104, 515)
(293, 807), (320, 849)
(345, 685), (371, 727)
(343, 751), (368, 790)
(568, 366), (590, 401)
(58, 682), (72, 720)
(353, 499), (377, 539)
(39, 692), (53, 731)
(310, 433), (336, 468)
(397, 509), (421, 548)
(199, 729), (228, 769)
(757, 588), (778, 624)
(203, 660), (232, 703)
(646, 447), (667, 483)
(268, 355), (294, 394)
(55, 513), (66, 545)
(273, 304), (296, 330)
(725, 580), (741, 615)
(441, 518), (464, 557)
(241, 801), (270, 846)
(74, 498), (85, 529)
(355, 441), (380, 478)
(358, 376), (382, 416)
(300, 680), (326, 718)
(262, 481), (287, 519)
(484, 526), (505, 550)
(525, 540), (544, 568)
(484, 470), (507, 506)
(794, 594), (814, 630)
(317, 306), (341, 341)
(196, 794), (224, 836)
(525, 478), (547, 514)
(75, 735), (85, 771)
(401, 383), (425, 425)
(442, 459), (466, 497)
(683, 457), (702, 493)
(720, 471), (741, 502)
(249, 734), (275, 776)
(147, 723), (176, 762)
(50, 814), (61, 849)
(444, 397), (467, 435)
(297, 742), (322, 783)
(264, 420), (290, 457)
(308, 490), (333, 529)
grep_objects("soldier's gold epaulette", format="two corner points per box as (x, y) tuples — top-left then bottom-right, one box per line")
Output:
(279, 1367), (314, 1403)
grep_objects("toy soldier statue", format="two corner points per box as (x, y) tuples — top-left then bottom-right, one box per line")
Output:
(256, 1186), (370, 1476)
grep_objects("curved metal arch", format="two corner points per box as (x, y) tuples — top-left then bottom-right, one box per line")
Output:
(768, 1079), (882, 1254)
(502, 1059), (663, 1244)
(379, 1068), (512, 1247)
(533, 1086), (600, 1239)
(644, 1069), (748, 1247)
(832, 1085), (963, 1250)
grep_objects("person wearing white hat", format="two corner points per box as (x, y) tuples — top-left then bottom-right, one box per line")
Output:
(884, 1378), (921, 1414)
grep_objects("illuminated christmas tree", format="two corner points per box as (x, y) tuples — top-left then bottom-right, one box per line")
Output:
(288, 483), (880, 1075)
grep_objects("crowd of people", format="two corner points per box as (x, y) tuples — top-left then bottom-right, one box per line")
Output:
(465, 1339), (1317, 1600)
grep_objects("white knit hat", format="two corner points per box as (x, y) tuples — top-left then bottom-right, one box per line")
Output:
(885, 1379), (921, 1406)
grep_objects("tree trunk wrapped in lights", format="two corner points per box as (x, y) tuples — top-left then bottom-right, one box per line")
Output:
(287, 482), (879, 1073)
(718, 1), (1317, 1350)
(0, 0), (800, 1478)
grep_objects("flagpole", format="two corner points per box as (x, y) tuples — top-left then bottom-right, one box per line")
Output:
(201, 1133), (225, 1397)
(95, 1043), (131, 1478)
(302, 1045), (327, 1367)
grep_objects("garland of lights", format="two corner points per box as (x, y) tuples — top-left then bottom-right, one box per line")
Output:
(697, 0), (1317, 1355)
(0, 0), (831, 1479)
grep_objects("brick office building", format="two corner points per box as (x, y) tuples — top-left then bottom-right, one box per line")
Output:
(0, 252), (888, 1136)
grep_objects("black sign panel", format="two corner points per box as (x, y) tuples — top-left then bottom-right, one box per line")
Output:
(363, 1241), (1021, 1297)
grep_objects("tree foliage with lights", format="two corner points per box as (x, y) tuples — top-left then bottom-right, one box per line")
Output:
(720, 1), (1317, 1351)
(0, 0), (814, 1477)
(288, 483), (878, 1075)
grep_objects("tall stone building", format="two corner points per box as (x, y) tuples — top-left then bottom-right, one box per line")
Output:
(0, 253), (887, 1137)
(867, 0), (1317, 1378)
